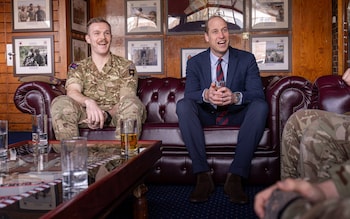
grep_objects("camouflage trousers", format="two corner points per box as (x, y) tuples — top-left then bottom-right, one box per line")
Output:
(50, 95), (146, 140)
(281, 109), (350, 181)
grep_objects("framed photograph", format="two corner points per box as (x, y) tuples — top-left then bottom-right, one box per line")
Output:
(126, 39), (163, 74)
(71, 0), (88, 33)
(12, 0), (53, 32)
(181, 48), (206, 77)
(167, 0), (245, 34)
(251, 35), (290, 72)
(250, 0), (290, 30)
(71, 38), (89, 62)
(13, 36), (54, 76)
(125, 0), (162, 34)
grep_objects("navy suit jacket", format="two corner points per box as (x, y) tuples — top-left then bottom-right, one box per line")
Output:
(184, 46), (266, 112)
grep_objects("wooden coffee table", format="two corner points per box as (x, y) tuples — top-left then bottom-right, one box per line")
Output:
(0, 140), (162, 219)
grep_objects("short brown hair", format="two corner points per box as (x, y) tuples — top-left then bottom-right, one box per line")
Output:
(87, 17), (111, 33)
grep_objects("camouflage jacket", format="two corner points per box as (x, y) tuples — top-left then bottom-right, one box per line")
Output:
(66, 53), (138, 110)
(330, 160), (350, 198)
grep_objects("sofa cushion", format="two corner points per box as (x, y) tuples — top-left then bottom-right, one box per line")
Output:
(140, 123), (271, 150)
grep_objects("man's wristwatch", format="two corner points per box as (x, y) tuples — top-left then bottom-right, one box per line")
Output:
(104, 111), (112, 126)
(234, 92), (241, 103)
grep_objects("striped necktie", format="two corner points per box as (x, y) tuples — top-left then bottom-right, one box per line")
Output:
(216, 58), (224, 82)
(216, 58), (228, 125)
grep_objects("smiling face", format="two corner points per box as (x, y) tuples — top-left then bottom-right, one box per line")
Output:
(85, 21), (111, 57)
(204, 16), (229, 57)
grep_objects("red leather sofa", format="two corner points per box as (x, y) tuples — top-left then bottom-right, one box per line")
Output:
(14, 75), (319, 185)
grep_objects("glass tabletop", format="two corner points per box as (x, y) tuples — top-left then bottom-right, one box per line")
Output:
(0, 141), (139, 215)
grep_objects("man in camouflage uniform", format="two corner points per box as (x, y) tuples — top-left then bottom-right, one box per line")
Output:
(280, 68), (350, 181)
(254, 69), (350, 218)
(281, 109), (350, 181)
(50, 17), (146, 140)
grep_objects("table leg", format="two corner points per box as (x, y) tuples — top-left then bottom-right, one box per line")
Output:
(133, 183), (148, 219)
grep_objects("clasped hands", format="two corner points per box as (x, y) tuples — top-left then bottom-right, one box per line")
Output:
(205, 82), (239, 106)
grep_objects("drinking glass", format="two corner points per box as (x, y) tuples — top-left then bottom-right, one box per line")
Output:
(0, 120), (8, 160)
(120, 118), (138, 156)
(214, 80), (226, 88)
(32, 114), (49, 154)
(61, 136), (88, 197)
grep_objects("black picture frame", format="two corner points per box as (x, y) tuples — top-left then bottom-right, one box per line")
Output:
(166, 0), (245, 34)
(250, 35), (291, 72)
(250, 0), (290, 30)
(180, 48), (206, 77)
(71, 38), (89, 62)
(125, 38), (163, 74)
(71, 0), (89, 33)
(13, 35), (55, 77)
(125, 0), (162, 34)
(12, 0), (53, 32)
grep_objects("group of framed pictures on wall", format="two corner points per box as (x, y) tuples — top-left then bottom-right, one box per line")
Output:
(11, 0), (89, 77)
(125, 0), (163, 74)
(124, 0), (291, 76)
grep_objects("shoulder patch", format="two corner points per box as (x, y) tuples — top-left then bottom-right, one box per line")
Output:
(69, 63), (79, 69)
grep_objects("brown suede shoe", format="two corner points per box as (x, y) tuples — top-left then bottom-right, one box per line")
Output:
(189, 172), (215, 203)
(224, 173), (248, 204)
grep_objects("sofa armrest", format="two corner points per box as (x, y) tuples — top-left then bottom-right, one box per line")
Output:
(265, 76), (313, 150)
(14, 79), (66, 139)
(311, 75), (350, 114)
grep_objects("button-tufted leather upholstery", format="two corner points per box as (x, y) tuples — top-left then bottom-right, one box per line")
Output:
(14, 75), (322, 185)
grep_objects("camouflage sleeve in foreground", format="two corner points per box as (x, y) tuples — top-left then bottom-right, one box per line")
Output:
(329, 160), (350, 198)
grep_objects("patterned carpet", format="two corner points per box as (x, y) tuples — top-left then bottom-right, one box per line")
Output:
(146, 184), (265, 219)
(109, 184), (266, 219)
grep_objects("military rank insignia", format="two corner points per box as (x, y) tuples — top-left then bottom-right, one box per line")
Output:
(69, 63), (79, 69)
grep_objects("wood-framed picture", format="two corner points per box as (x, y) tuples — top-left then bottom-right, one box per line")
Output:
(12, 0), (53, 32)
(13, 36), (54, 77)
(250, 0), (290, 30)
(71, 38), (89, 62)
(125, 0), (162, 34)
(181, 48), (206, 77)
(71, 0), (89, 33)
(167, 0), (245, 34)
(126, 39), (163, 74)
(251, 35), (291, 72)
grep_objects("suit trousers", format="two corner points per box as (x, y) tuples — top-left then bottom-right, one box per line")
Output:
(176, 98), (268, 178)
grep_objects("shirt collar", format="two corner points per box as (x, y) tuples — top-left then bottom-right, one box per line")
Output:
(210, 50), (229, 65)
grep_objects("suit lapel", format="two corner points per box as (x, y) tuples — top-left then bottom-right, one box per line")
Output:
(226, 48), (238, 88)
(202, 49), (212, 86)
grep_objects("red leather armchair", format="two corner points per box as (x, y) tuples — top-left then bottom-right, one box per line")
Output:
(14, 75), (314, 185)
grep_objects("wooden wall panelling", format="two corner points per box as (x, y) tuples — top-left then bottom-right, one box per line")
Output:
(337, 0), (349, 75)
(4, 0), (69, 131)
(2, 0), (335, 131)
(89, 0), (333, 81)
(291, 0), (332, 82)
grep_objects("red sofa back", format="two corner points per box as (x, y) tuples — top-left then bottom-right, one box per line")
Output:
(311, 75), (350, 114)
(136, 76), (281, 124)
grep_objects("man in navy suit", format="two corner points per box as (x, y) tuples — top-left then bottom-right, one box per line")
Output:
(176, 15), (268, 204)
